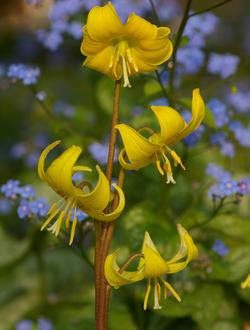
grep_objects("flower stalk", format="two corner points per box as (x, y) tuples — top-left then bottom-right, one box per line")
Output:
(95, 79), (122, 330)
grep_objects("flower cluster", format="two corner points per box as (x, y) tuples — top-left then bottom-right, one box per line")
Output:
(7, 64), (40, 85)
(37, 0), (84, 51)
(212, 240), (229, 257)
(16, 318), (53, 330)
(177, 13), (219, 74)
(207, 53), (240, 79)
(206, 163), (250, 199)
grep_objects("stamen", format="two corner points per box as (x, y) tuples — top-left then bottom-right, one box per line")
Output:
(143, 279), (152, 310)
(69, 207), (77, 246)
(170, 150), (186, 170)
(121, 56), (131, 88)
(109, 54), (114, 68)
(163, 160), (176, 184)
(126, 49), (138, 72)
(41, 207), (61, 231)
(153, 280), (162, 310)
(156, 160), (164, 176)
(162, 280), (181, 302)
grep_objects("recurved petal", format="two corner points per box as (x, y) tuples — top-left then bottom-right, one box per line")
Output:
(116, 124), (159, 163)
(81, 27), (107, 56)
(91, 183), (125, 222)
(105, 249), (145, 289)
(166, 224), (198, 273)
(119, 149), (153, 171)
(38, 140), (61, 180)
(143, 245), (169, 278)
(44, 143), (82, 196)
(86, 2), (123, 41)
(124, 13), (157, 40)
(83, 46), (120, 79)
(177, 88), (205, 140)
(77, 165), (110, 213)
(150, 106), (186, 145)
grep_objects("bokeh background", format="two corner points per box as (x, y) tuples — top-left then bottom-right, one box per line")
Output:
(0, 0), (250, 329)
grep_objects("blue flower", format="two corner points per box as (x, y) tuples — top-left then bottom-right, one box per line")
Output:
(67, 21), (83, 39)
(53, 100), (75, 118)
(10, 142), (28, 159)
(18, 185), (36, 199)
(1, 179), (20, 199)
(17, 200), (32, 219)
(220, 141), (235, 158)
(37, 30), (63, 51)
(207, 53), (240, 79)
(185, 13), (219, 36)
(38, 318), (53, 330)
(7, 64), (40, 85)
(206, 163), (231, 181)
(71, 209), (88, 222)
(177, 47), (205, 74)
(228, 90), (250, 114)
(212, 240), (229, 257)
(150, 98), (169, 106)
(88, 142), (118, 165)
(182, 111), (204, 146)
(236, 178), (250, 196)
(72, 172), (84, 183)
(229, 121), (250, 147)
(30, 198), (50, 217)
(208, 99), (229, 128)
(16, 320), (33, 330)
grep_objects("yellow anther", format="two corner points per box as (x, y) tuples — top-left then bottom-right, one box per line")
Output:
(170, 150), (186, 170)
(156, 160), (164, 176)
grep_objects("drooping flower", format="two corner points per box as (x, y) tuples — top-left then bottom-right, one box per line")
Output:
(80, 2), (173, 87)
(38, 140), (125, 244)
(241, 274), (250, 289)
(116, 89), (205, 183)
(105, 224), (198, 310)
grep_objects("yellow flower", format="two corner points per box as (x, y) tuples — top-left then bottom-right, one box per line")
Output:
(241, 274), (250, 289)
(38, 141), (125, 245)
(116, 88), (205, 183)
(80, 2), (173, 87)
(105, 224), (198, 310)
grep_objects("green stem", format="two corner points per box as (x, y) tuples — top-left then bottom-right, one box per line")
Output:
(168, 0), (193, 105)
(148, 0), (161, 25)
(188, 0), (233, 18)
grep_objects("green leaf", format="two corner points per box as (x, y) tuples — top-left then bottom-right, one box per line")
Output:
(144, 79), (162, 97)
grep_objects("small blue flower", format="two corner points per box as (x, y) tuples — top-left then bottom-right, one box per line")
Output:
(16, 320), (33, 330)
(26, 0), (43, 5)
(72, 209), (88, 222)
(208, 99), (229, 128)
(30, 198), (50, 217)
(228, 90), (250, 114)
(206, 163), (231, 181)
(219, 141), (235, 158)
(150, 98), (169, 106)
(236, 178), (250, 196)
(67, 21), (83, 39)
(212, 240), (229, 257)
(36, 90), (47, 101)
(177, 47), (205, 74)
(88, 142), (118, 165)
(38, 317), (53, 330)
(10, 142), (28, 159)
(7, 64), (40, 85)
(207, 53), (240, 79)
(1, 179), (20, 199)
(72, 172), (84, 183)
(17, 200), (32, 219)
(53, 100), (75, 118)
(18, 185), (36, 199)
(37, 30), (63, 51)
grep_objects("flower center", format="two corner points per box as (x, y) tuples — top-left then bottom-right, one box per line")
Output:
(109, 39), (138, 88)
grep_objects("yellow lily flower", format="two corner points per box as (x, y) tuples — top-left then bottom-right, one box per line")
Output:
(241, 274), (250, 289)
(38, 141), (125, 245)
(116, 88), (205, 183)
(105, 224), (198, 310)
(80, 2), (173, 87)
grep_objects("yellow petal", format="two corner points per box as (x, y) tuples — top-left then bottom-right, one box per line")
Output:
(81, 27), (107, 56)
(45, 145), (82, 196)
(124, 13), (157, 40)
(77, 165), (110, 213)
(90, 183), (125, 222)
(104, 249), (145, 289)
(140, 232), (169, 278)
(116, 124), (159, 163)
(150, 106), (186, 145)
(241, 274), (250, 289)
(83, 45), (120, 80)
(176, 88), (205, 142)
(118, 149), (153, 171)
(132, 28), (173, 66)
(167, 224), (198, 273)
(72, 165), (92, 174)
(85, 2), (123, 42)
(38, 140), (61, 180)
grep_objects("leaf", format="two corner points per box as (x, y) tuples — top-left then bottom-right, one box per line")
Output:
(144, 79), (162, 97)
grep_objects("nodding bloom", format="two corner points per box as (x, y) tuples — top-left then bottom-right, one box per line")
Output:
(241, 274), (250, 289)
(80, 2), (173, 87)
(105, 224), (198, 310)
(38, 141), (125, 245)
(116, 89), (205, 183)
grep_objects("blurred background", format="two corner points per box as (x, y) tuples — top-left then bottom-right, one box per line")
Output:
(0, 0), (250, 329)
